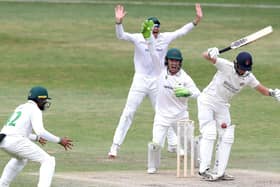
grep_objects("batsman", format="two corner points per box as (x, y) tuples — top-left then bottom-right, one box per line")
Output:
(197, 47), (280, 181)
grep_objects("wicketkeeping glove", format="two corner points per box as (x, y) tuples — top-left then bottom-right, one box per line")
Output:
(141, 20), (154, 39)
(174, 87), (192, 97)
(269, 88), (280, 102)
(207, 47), (220, 59)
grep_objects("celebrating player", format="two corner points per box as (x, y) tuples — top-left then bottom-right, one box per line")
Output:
(0, 86), (73, 187)
(197, 47), (280, 181)
(141, 20), (201, 174)
(108, 3), (203, 158)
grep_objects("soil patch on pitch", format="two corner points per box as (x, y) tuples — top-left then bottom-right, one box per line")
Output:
(53, 169), (280, 187)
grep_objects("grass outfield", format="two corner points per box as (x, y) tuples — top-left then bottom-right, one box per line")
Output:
(0, 0), (279, 186)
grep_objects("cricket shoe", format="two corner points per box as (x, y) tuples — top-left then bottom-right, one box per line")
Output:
(203, 173), (234, 182)
(147, 168), (157, 174)
(209, 171), (235, 181)
(198, 168), (212, 179)
(108, 144), (120, 159)
(220, 173), (235, 180)
(167, 145), (177, 153)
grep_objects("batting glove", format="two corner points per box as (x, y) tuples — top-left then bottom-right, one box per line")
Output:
(269, 88), (280, 102)
(141, 20), (154, 39)
(207, 47), (219, 59)
(174, 87), (192, 97)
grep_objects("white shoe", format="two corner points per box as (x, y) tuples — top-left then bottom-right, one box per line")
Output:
(198, 168), (212, 179)
(167, 145), (177, 153)
(108, 144), (119, 159)
(220, 173), (235, 180)
(147, 168), (157, 174)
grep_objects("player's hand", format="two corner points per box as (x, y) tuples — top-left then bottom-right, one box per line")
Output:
(193, 3), (203, 25)
(174, 87), (192, 97)
(59, 137), (73, 151)
(269, 88), (280, 102)
(38, 137), (47, 146)
(141, 20), (154, 39)
(207, 47), (219, 59)
(115, 4), (127, 24)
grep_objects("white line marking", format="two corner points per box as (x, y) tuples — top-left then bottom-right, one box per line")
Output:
(2, 0), (280, 9)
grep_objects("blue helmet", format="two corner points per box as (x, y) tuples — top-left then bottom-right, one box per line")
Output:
(235, 52), (253, 71)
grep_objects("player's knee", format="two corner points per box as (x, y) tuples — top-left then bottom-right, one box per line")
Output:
(222, 125), (235, 144)
(17, 158), (28, 168)
(42, 155), (56, 169)
(122, 107), (136, 119)
(201, 121), (217, 140)
(148, 142), (161, 151)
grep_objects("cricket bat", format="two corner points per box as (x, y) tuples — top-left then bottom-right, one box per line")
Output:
(219, 26), (273, 54)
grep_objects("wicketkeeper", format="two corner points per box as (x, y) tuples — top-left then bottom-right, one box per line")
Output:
(198, 47), (280, 181)
(142, 20), (201, 174)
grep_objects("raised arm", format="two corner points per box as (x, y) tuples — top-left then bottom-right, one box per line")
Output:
(193, 3), (203, 26)
(164, 3), (203, 43)
(115, 4), (127, 24)
(141, 20), (162, 75)
(202, 47), (219, 64)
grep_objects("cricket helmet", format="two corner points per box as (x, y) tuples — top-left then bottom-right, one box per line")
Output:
(28, 86), (51, 110)
(165, 48), (183, 66)
(235, 51), (253, 71)
(147, 17), (160, 27)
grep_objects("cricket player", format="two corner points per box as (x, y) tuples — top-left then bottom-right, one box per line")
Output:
(109, 3), (203, 158)
(198, 47), (280, 181)
(141, 21), (201, 174)
(0, 86), (73, 187)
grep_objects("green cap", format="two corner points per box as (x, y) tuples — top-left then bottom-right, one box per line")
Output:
(166, 48), (183, 61)
(28, 86), (51, 100)
(147, 17), (160, 27)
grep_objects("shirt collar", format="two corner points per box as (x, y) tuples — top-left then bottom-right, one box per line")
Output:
(167, 69), (181, 76)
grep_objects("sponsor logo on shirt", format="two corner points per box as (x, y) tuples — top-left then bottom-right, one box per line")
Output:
(164, 85), (173, 90)
(156, 48), (163, 52)
(223, 81), (239, 93)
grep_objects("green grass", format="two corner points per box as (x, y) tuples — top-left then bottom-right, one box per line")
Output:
(0, 0), (279, 186)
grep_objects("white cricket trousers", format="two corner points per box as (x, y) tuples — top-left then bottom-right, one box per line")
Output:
(152, 112), (189, 148)
(0, 135), (55, 187)
(112, 74), (177, 146)
(197, 95), (232, 174)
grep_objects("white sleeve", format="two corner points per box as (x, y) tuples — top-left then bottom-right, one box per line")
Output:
(28, 133), (38, 141)
(146, 36), (162, 75)
(31, 109), (60, 143)
(163, 22), (194, 43)
(248, 74), (260, 88)
(184, 74), (201, 98)
(115, 24), (137, 43)
(215, 58), (233, 73)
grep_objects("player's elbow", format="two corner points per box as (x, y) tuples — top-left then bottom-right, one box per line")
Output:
(202, 51), (209, 59)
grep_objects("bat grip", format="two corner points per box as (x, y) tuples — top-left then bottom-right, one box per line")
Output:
(219, 46), (231, 54)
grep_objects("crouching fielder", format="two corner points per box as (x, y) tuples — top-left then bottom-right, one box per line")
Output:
(0, 86), (73, 187)
(198, 47), (280, 181)
(141, 21), (201, 174)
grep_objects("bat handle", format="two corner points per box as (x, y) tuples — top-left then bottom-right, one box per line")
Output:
(219, 46), (231, 54)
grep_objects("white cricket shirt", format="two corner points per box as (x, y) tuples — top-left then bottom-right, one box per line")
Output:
(0, 100), (60, 143)
(156, 69), (200, 118)
(202, 57), (260, 103)
(115, 22), (195, 77)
